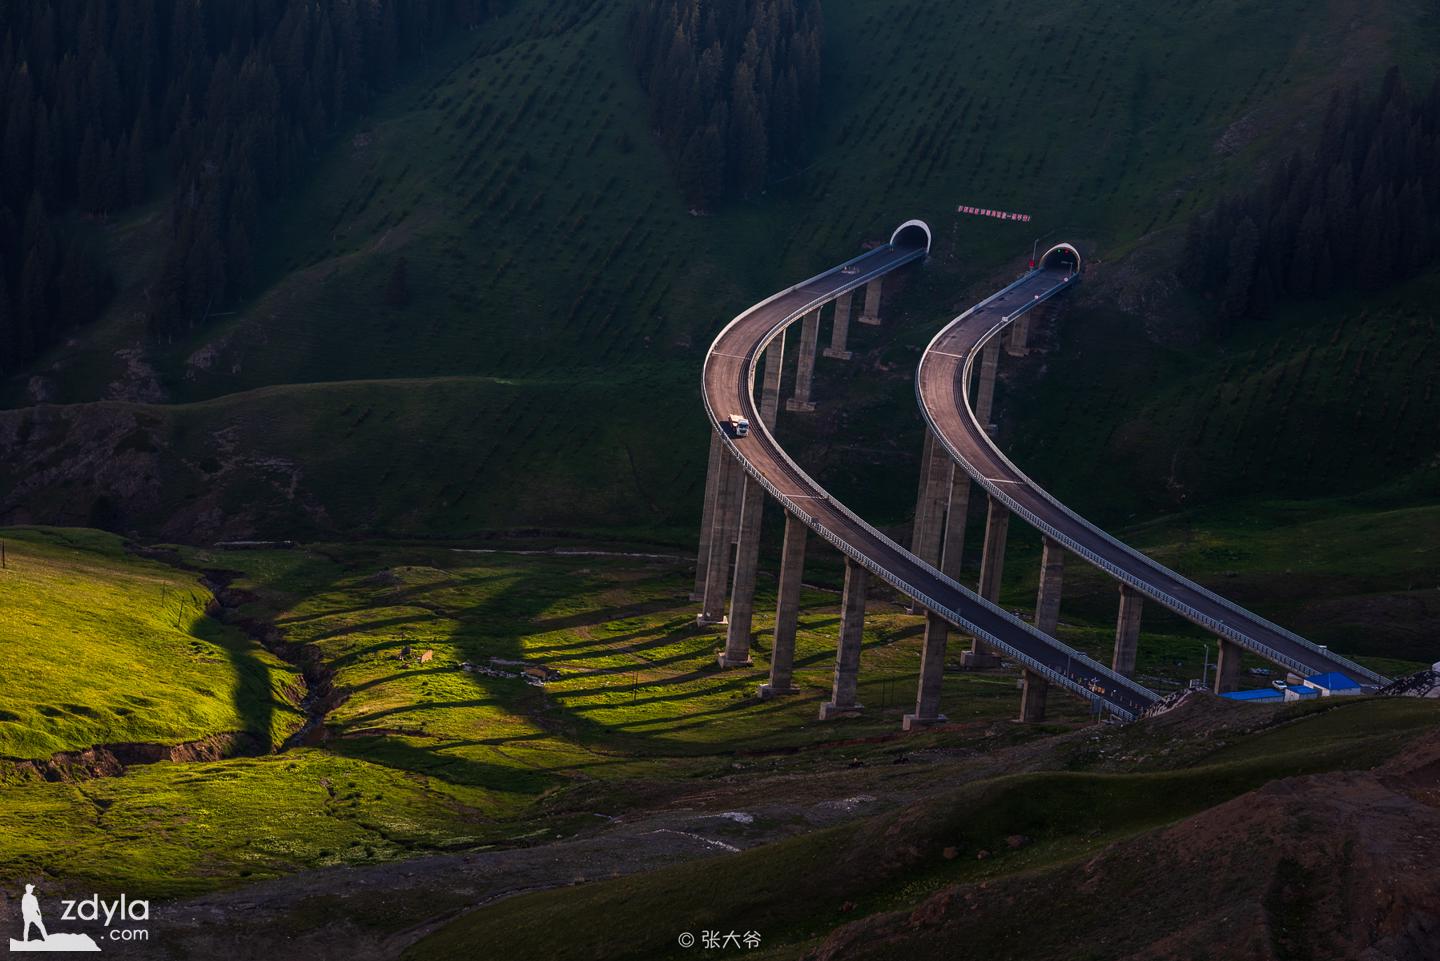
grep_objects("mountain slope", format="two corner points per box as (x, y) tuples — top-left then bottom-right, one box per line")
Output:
(2, 0), (1435, 543)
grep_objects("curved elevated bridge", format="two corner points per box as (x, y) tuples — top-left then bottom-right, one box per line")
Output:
(692, 222), (1383, 727)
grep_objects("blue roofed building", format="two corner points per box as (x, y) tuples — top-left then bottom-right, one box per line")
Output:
(1220, 688), (1284, 703)
(1284, 685), (1320, 701)
(1303, 672), (1362, 697)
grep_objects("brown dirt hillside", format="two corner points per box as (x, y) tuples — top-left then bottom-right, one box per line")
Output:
(806, 729), (1440, 961)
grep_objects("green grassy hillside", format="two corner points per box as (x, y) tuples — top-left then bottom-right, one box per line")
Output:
(0, 536), (1090, 896)
(0, 528), (302, 758)
(1, 527), (1423, 897)
(3, 0), (1434, 544)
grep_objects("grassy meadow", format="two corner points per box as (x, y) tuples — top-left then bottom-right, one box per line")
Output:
(0, 528), (302, 759)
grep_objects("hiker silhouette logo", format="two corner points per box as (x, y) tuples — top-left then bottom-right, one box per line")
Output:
(9, 885), (101, 953)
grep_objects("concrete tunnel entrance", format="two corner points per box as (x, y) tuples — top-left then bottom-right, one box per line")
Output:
(890, 219), (933, 254)
(1039, 242), (1081, 275)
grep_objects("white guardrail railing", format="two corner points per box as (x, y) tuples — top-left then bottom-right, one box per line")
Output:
(700, 239), (1159, 721)
(917, 269), (1388, 687)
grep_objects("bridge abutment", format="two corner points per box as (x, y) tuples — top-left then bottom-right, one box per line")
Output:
(819, 558), (868, 719)
(786, 309), (820, 412)
(759, 512), (807, 699)
(1112, 584), (1143, 677)
(904, 611), (950, 730)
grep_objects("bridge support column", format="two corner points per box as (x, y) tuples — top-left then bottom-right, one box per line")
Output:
(965, 496), (1009, 667)
(720, 475), (765, 667)
(976, 497), (1010, 604)
(697, 449), (742, 627)
(819, 558), (867, 719)
(939, 472), (970, 580)
(858, 277), (883, 326)
(786, 309), (820, 412)
(692, 431), (724, 600)
(910, 430), (952, 568)
(759, 512), (807, 699)
(1112, 584), (1143, 677)
(1020, 537), (1064, 722)
(1006, 315), (1030, 356)
(974, 342), (1001, 432)
(759, 331), (785, 427)
(904, 611), (949, 730)
(1213, 638), (1242, 694)
(823, 291), (853, 360)
(1019, 670), (1049, 723)
(1035, 537), (1065, 634)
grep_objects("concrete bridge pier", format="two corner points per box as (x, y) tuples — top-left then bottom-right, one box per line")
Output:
(759, 330), (786, 425)
(1006, 315), (1030, 356)
(1020, 537), (1065, 721)
(964, 496), (1009, 667)
(819, 558), (868, 719)
(939, 472), (970, 580)
(1019, 670), (1049, 722)
(786, 309), (820, 412)
(1112, 584), (1144, 677)
(697, 448), (742, 626)
(974, 342), (1001, 432)
(698, 333), (783, 619)
(759, 512), (807, 699)
(977, 496), (1010, 603)
(1213, 637), (1242, 693)
(692, 431), (724, 600)
(904, 611), (950, 730)
(910, 431), (953, 568)
(858, 277), (884, 326)
(719, 476), (765, 666)
(823, 291), (854, 360)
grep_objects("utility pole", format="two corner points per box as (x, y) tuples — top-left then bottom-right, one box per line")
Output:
(1200, 642), (1211, 689)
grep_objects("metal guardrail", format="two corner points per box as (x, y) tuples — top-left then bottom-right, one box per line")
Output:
(916, 270), (1388, 687)
(699, 238), (1157, 721)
